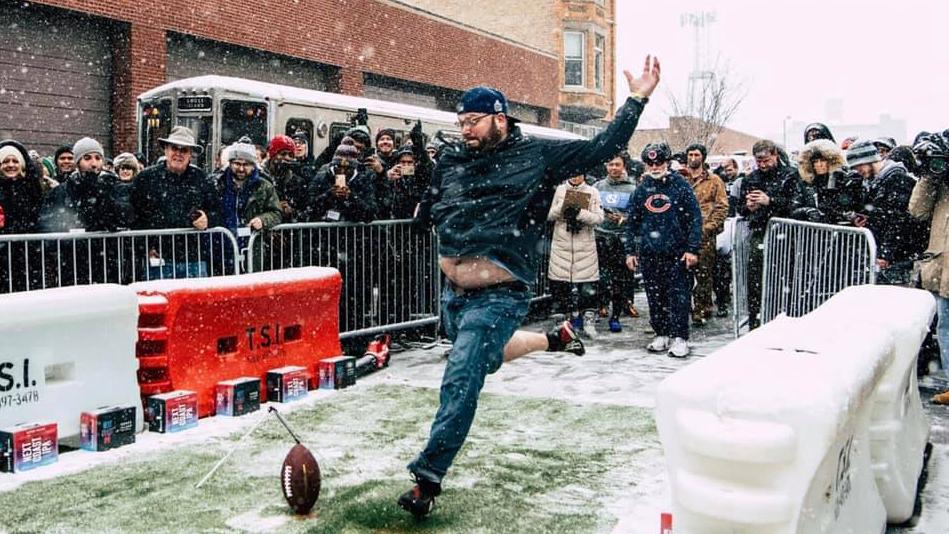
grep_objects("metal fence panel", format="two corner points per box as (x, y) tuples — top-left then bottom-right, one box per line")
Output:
(760, 218), (877, 325)
(0, 227), (240, 294)
(731, 217), (752, 338)
(246, 220), (440, 338)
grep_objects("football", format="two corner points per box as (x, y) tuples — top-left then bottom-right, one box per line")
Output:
(280, 443), (321, 515)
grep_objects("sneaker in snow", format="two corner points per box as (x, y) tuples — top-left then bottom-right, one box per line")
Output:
(647, 335), (670, 352)
(609, 318), (622, 333)
(546, 321), (585, 356)
(398, 475), (441, 519)
(668, 337), (690, 358)
(582, 310), (598, 339)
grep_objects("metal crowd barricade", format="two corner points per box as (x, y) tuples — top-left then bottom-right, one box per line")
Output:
(760, 217), (877, 326)
(246, 220), (440, 339)
(730, 217), (752, 338)
(0, 227), (240, 294)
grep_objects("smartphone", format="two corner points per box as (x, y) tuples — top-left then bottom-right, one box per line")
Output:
(401, 164), (415, 176)
(335, 174), (347, 187)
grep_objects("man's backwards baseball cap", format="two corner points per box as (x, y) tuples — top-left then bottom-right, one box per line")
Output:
(457, 86), (520, 122)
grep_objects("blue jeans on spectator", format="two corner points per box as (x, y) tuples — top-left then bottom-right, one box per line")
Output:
(408, 284), (531, 484)
(937, 296), (949, 377)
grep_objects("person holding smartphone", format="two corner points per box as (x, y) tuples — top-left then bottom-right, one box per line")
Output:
(304, 141), (376, 223)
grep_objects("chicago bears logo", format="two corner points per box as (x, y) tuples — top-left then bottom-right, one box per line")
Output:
(645, 193), (671, 213)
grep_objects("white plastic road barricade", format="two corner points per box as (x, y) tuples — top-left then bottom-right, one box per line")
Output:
(656, 285), (934, 533)
(0, 285), (142, 440)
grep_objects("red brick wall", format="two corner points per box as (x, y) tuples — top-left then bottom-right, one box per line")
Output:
(32, 0), (560, 151)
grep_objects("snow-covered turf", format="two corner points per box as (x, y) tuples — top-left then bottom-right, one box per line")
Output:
(1, 303), (947, 533)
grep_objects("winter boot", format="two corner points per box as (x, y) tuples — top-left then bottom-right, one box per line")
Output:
(546, 321), (585, 356)
(609, 317), (622, 333)
(647, 335), (670, 352)
(668, 337), (690, 358)
(582, 310), (598, 339)
(625, 300), (640, 318)
(398, 474), (441, 519)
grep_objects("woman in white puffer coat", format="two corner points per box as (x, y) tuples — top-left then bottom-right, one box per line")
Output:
(547, 174), (604, 336)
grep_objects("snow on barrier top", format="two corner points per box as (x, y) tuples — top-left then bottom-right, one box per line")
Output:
(130, 267), (340, 293)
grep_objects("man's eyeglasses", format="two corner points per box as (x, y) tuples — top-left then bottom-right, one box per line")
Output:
(457, 113), (493, 129)
(230, 161), (253, 168)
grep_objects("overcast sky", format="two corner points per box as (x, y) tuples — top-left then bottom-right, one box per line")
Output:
(615, 0), (947, 145)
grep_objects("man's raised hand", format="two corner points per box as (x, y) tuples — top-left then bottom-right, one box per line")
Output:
(624, 55), (661, 98)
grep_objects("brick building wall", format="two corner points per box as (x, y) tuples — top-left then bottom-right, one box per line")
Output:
(29, 0), (561, 152)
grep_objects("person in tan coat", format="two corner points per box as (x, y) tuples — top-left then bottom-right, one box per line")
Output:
(548, 174), (605, 337)
(680, 143), (728, 325)
(908, 131), (949, 404)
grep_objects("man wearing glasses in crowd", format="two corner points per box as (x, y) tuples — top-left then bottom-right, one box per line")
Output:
(401, 56), (661, 519)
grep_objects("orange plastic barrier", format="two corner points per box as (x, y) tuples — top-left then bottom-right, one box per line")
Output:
(132, 267), (342, 417)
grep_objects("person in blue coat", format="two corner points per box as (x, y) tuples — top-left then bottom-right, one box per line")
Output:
(624, 143), (702, 358)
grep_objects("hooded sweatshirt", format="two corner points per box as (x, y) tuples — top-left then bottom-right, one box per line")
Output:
(624, 171), (702, 258)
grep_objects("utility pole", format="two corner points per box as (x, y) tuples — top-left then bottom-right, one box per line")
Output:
(680, 11), (717, 117)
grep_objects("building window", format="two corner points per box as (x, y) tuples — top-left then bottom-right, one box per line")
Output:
(564, 31), (585, 87)
(594, 34), (605, 91)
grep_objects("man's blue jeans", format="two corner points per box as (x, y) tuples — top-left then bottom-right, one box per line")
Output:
(408, 284), (531, 484)
(937, 296), (949, 377)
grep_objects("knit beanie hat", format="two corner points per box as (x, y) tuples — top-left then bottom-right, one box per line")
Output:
(72, 137), (104, 162)
(113, 152), (139, 170)
(0, 145), (26, 170)
(376, 128), (396, 144)
(228, 142), (258, 166)
(846, 141), (882, 167)
(41, 156), (56, 177)
(334, 143), (360, 160)
(345, 126), (372, 147)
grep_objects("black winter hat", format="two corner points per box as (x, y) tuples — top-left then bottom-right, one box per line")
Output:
(54, 144), (73, 160)
(376, 128), (396, 144)
(345, 127), (372, 147)
(641, 143), (672, 165)
(685, 143), (708, 160)
(804, 123), (836, 144)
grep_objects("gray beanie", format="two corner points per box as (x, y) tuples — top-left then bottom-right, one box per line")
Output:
(227, 142), (257, 167)
(72, 137), (104, 162)
(846, 141), (881, 167)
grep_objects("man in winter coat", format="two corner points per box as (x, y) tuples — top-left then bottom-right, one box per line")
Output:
(377, 122), (432, 220)
(53, 145), (75, 182)
(847, 140), (928, 284)
(909, 131), (949, 404)
(680, 143), (728, 325)
(266, 135), (309, 224)
(547, 174), (605, 337)
(594, 153), (639, 329)
(130, 126), (220, 279)
(804, 122), (836, 144)
(738, 139), (796, 329)
(39, 137), (120, 233)
(305, 143), (376, 223)
(375, 128), (400, 171)
(290, 131), (318, 181)
(624, 143), (702, 357)
(131, 126), (218, 231)
(402, 57), (660, 519)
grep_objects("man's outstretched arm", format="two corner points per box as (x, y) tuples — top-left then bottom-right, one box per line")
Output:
(544, 55), (661, 183)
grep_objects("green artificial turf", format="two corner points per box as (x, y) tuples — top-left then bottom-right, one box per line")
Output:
(0, 384), (659, 533)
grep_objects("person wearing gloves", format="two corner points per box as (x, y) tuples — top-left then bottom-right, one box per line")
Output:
(624, 143), (702, 357)
(305, 141), (376, 223)
(547, 173), (605, 338)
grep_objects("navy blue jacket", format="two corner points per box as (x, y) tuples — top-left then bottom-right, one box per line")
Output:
(624, 172), (702, 257)
(419, 96), (646, 286)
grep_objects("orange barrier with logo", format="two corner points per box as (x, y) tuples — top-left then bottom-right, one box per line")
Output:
(132, 267), (342, 417)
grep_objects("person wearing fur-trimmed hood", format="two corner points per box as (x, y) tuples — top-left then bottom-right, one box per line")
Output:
(787, 139), (863, 224)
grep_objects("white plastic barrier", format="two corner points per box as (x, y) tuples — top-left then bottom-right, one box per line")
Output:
(0, 285), (142, 440)
(805, 286), (934, 522)
(656, 285), (934, 533)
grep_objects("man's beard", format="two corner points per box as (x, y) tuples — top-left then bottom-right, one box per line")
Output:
(467, 121), (505, 152)
(688, 160), (703, 170)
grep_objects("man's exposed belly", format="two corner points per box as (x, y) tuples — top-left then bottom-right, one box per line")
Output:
(439, 256), (515, 289)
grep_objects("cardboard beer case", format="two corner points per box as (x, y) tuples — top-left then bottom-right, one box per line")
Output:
(266, 366), (309, 403)
(318, 356), (357, 390)
(0, 422), (58, 472)
(216, 377), (261, 416)
(80, 405), (136, 451)
(147, 390), (198, 433)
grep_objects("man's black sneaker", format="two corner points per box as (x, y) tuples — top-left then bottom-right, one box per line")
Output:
(398, 475), (441, 519)
(546, 320), (585, 356)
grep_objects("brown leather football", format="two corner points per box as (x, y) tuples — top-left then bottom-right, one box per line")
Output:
(280, 443), (321, 514)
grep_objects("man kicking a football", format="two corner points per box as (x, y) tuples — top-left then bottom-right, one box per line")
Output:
(400, 56), (661, 518)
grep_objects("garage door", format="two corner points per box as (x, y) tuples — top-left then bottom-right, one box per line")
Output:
(167, 33), (332, 91)
(0, 4), (113, 156)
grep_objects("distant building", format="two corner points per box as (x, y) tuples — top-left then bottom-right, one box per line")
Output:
(1, 1), (562, 154)
(629, 117), (762, 157)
